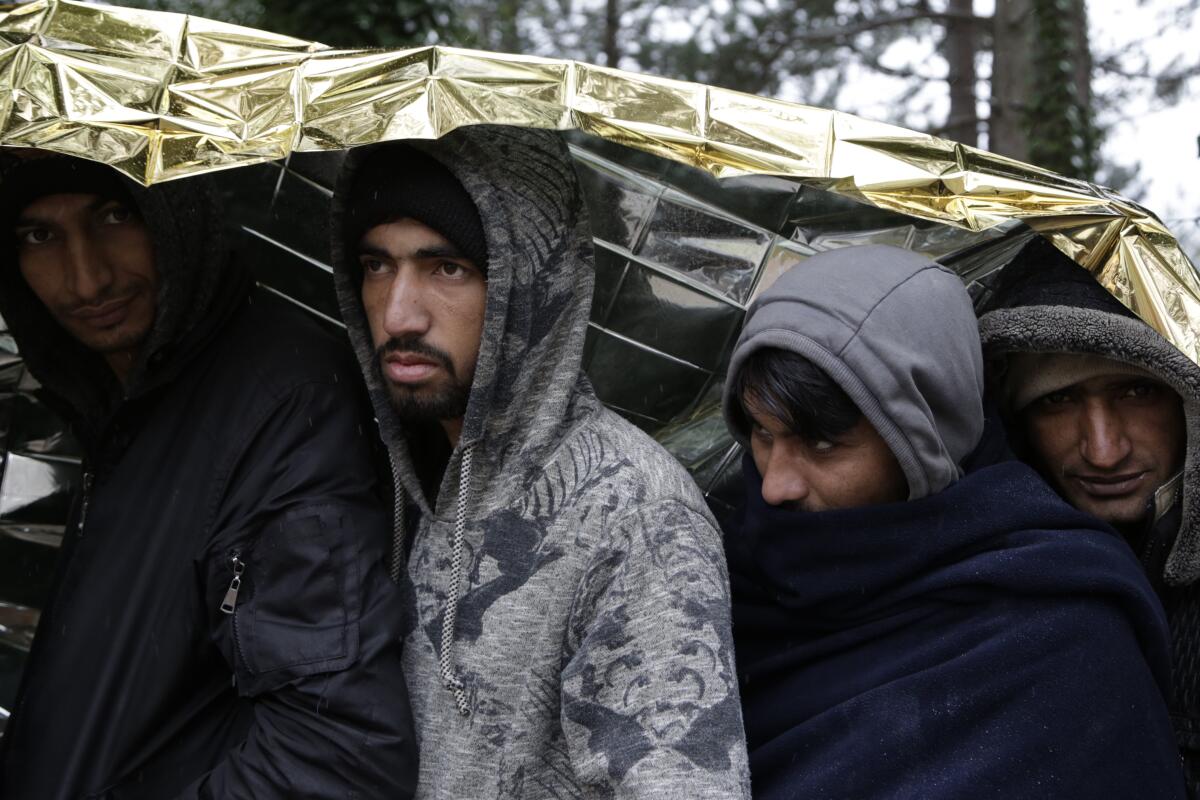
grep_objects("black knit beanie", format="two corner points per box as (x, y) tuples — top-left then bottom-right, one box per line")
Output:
(0, 154), (137, 232)
(979, 235), (1136, 320)
(342, 144), (488, 278)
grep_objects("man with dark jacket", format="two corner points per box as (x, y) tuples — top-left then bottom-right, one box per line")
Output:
(0, 154), (417, 799)
(979, 235), (1200, 792)
(725, 244), (1186, 798)
(331, 127), (751, 799)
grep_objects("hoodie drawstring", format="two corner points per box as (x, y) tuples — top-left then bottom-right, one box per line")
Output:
(439, 442), (475, 717)
(387, 450), (406, 584)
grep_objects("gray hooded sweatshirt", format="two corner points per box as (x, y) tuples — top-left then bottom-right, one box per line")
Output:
(722, 245), (985, 499)
(332, 127), (750, 800)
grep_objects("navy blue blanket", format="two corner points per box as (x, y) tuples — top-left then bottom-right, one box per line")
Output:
(728, 454), (1185, 799)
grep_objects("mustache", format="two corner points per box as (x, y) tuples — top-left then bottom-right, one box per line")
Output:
(374, 335), (456, 378)
(64, 287), (139, 315)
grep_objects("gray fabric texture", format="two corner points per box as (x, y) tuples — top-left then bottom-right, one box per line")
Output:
(979, 304), (1200, 585)
(331, 126), (750, 800)
(722, 244), (986, 500)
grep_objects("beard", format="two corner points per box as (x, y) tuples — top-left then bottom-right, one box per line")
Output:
(373, 335), (471, 422)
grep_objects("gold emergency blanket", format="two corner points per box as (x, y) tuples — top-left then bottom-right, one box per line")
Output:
(1, 0), (1197, 360)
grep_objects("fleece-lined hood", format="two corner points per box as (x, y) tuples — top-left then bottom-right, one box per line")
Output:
(979, 236), (1200, 586)
(722, 244), (985, 500)
(0, 153), (247, 445)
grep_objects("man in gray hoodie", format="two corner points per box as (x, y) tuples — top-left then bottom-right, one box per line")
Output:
(723, 245), (1185, 798)
(330, 127), (750, 799)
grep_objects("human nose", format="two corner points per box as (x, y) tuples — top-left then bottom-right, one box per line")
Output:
(760, 444), (811, 507)
(381, 268), (432, 339)
(64, 234), (115, 303)
(1079, 401), (1131, 469)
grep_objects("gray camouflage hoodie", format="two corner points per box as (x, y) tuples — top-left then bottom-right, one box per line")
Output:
(332, 126), (750, 800)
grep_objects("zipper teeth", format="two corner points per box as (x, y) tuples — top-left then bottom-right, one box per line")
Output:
(77, 470), (95, 537)
(228, 553), (250, 672)
(231, 610), (248, 672)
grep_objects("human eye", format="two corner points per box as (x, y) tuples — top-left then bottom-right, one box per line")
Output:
(15, 226), (53, 247)
(99, 203), (134, 224)
(360, 256), (389, 276)
(1121, 380), (1161, 401)
(810, 439), (836, 453)
(750, 423), (773, 445)
(436, 261), (471, 279)
(1036, 390), (1074, 407)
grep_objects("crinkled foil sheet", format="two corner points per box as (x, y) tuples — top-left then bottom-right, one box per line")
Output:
(2, 0), (1200, 714)
(1, 0), (1196, 359)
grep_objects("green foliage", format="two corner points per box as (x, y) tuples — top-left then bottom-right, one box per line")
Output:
(255, 0), (460, 47)
(119, 0), (461, 47)
(1025, 0), (1098, 179)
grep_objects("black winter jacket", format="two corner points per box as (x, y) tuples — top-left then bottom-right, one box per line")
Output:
(0, 159), (417, 799)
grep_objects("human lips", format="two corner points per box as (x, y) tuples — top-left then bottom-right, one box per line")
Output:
(1069, 471), (1149, 498)
(69, 294), (135, 329)
(383, 352), (442, 383)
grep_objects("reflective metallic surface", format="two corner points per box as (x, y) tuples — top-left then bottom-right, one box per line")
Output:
(0, 311), (76, 727)
(2, 0), (1200, 734)
(1, 0), (1197, 361)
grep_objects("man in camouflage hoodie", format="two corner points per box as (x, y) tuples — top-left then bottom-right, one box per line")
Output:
(331, 126), (750, 799)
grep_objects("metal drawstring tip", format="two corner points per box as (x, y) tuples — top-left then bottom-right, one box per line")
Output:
(444, 678), (470, 717)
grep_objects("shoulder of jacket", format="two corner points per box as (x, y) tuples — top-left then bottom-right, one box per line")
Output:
(213, 296), (358, 399)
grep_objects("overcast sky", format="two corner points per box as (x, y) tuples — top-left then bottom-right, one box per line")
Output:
(1092, 0), (1200, 259)
(773, 0), (1200, 263)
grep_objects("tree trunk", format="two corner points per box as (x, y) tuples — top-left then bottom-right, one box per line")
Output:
(989, 0), (1033, 159)
(497, 0), (522, 52)
(604, 0), (620, 67)
(943, 0), (978, 147)
(1070, 0), (1097, 176)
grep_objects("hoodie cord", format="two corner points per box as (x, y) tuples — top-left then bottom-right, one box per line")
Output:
(387, 450), (406, 584)
(439, 442), (474, 717)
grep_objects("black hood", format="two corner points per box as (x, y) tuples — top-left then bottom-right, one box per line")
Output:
(0, 153), (249, 445)
(978, 236), (1200, 585)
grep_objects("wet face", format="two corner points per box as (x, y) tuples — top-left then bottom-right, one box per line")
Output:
(745, 397), (909, 511)
(1021, 373), (1185, 530)
(359, 218), (488, 443)
(15, 193), (158, 381)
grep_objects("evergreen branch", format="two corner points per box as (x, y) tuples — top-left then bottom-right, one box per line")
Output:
(786, 8), (989, 45)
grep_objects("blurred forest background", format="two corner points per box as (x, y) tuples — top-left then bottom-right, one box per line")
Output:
(116, 0), (1200, 261)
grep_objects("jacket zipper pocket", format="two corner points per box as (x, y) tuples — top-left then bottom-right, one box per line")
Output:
(220, 555), (245, 614)
(220, 553), (251, 681)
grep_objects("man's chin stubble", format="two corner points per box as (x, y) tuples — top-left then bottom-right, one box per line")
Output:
(385, 383), (470, 423)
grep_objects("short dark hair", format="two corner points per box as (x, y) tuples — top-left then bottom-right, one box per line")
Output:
(733, 347), (862, 443)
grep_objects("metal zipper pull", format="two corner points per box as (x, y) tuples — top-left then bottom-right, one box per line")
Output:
(220, 556), (245, 615)
(77, 471), (95, 537)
